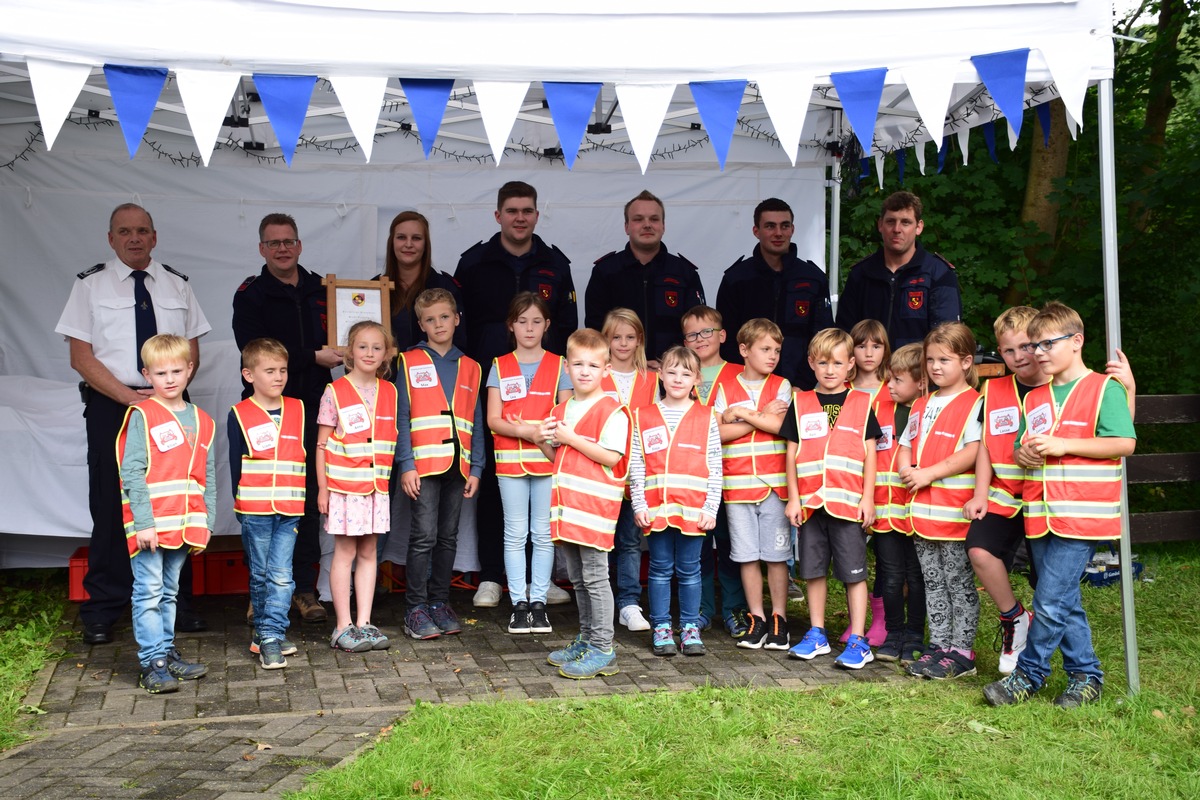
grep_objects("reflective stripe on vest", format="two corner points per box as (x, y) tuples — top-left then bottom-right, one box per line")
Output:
(549, 397), (631, 551)
(870, 388), (906, 533)
(1022, 372), (1125, 540)
(401, 350), (480, 479)
(117, 398), (214, 556)
(981, 375), (1027, 518)
(232, 396), (307, 515)
(718, 372), (788, 503)
(791, 389), (871, 524)
(324, 377), (398, 495)
(491, 352), (559, 477)
(638, 402), (714, 536)
(907, 388), (980, 540)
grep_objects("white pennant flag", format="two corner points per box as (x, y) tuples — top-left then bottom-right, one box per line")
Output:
(1039, 37), (1091, 135)
(474, 81), (530, 165)
(175, 69), (240, 167)
(1008, 119), (1020, 151)
(755, 73), (814, 167)
(614, 83), (675, 174)
(914, 140), (927, 175)
(900, 62), (955, 144)
(874, 152), (886, 189)
(329, 75), (388, 163)
(26, 58), (91, 151)
(957, 126), (971, 166)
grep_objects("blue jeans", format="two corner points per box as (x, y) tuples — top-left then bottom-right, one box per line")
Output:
(240, 513), (297, 641)
(1016, 535), (1102, 687)
(499, 475), (553, 604)
(647, 529), (705, 628)
(611, 499), (644, 609)
(131, 545), (189, 667)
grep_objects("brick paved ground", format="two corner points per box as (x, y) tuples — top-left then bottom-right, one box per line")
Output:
(3, 590), (904, 799)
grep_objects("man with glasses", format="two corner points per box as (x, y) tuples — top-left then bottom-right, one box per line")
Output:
(716, 198), (833, 390)
(232, 213), (343, 624)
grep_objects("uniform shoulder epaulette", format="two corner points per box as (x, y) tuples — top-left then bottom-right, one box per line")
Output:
(674, 252), (699, 271)
(550, 243), (571, 266)
(162, 264), (190, 281)
(932, 252), (956, 270)
(459, 240), (484, 259)
(725, 255), (748, 272)
(76, 263), (105, 280)
(236, 275), (258, 292)
(593, 250), (618, 266)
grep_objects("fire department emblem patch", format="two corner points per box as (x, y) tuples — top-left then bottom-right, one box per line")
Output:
(907, 290), (924, 310)
(795, 300), (810, 317)
(539, 283), (552, 300)
(665, 290), (678, 308)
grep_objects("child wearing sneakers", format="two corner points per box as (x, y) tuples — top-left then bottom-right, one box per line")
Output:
(629, 346), (722, 657)
(117, 334), (214, 694)
(540, 329), (632, 679)
(782, 328), (882, 670)
(872, 344), (928, 664)
(713, 319), (792, 651)
(397, 289), (484, 641)
(898, 322), (983, 680)
(984, 302), (1135, 709)
(229, 338), (304, 669)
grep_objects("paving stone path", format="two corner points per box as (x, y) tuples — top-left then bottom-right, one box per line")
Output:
(3, 591), (903, 799)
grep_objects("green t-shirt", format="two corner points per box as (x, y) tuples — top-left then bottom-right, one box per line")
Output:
(1017, 374), (1136, 440)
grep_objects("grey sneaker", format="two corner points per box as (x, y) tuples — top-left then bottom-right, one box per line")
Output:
(165, 648), (207, 680)
(984, 666), (1040, 706)
(429, 602), (462, 635)
(251, 632), (297, 656)
(358, 624), (391, 650)
(1053, 673), (1101, 708)
(403, 606), (442, 640)
(559, 644), (618, 679)
(259, 638), (287, 669)
(139, 657), (180, 694)
(331, 624), (372, 652)
(547, 634), (588, 666)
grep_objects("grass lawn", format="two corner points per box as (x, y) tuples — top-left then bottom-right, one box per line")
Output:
(292, 542), (1200, 800)
(0, 569), (66, 750)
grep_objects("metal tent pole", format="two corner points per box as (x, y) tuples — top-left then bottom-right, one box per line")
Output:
(828, 110), (843, 311)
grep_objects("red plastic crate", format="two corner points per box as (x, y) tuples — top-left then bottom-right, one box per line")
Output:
(68, 546), (207, 601)
(201, 548), (250, 595)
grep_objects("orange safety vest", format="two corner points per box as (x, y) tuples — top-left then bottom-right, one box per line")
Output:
(549, 396), (631, 551)
(117, 398), (215, 557)
(1022, 372), (1126, 540)
(870, 388), (907, 533)
(906, 388), (980, 540)
(717, 372), (788, 503)
(636, 402), (715, 536)
(323, 377), (398, 495)
(980, 375), (1028, 518)
(231, 397), (307, 516)
(491, 352), (560, 477)
(791, 389), (872, 524)
(698, 362), (742, 408)
(602, 370), (658, 409)
(401, 349), (481, 479)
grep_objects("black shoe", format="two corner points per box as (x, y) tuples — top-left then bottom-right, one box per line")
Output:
(763, 614), (790, 650)
(175, 613), (208, 633)
(508, 601), (532, 634)
(1053, 673), (1102, 708)
(875, 636), (903, 662)
(737, 614), (768, 649)
(139, 657), (180, 694)
(529, 601), (552, 634)
(165, 648), (208, 680)
(82, 623), (113, 645)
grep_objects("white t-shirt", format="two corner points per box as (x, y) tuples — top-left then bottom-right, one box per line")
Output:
(899, 389), (983, 451)
(563, 395), (629, 454)
(712, 374), (792, 414)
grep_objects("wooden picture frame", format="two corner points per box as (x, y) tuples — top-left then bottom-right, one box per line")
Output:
(323, 274), (395, 349)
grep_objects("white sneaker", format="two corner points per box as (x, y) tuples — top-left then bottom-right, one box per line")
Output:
(998, 609), (1033, 674)
(545, 583), (572, 605)
(473, 580), (503, 608)
(619, 604), (651, 631)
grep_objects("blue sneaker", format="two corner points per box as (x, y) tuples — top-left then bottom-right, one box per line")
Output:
(724, 609), (750, 639)
(403, 605), (442, 640)
(680, 623), (706, 656)
(429, 602), (462, 635)
(835, 633), (874, 670)
(547, 634), (589, 667)
(652, 623), (677, 657)
(788, 626), (831, 660)
(251, 632), (297, 656)
(559, 644), (619, 679)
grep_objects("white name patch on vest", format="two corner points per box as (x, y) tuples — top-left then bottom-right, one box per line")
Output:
(339, 403), (371, 434)
(499, 375), (527, 401)
(1027, 402), (1053, 435)
(408, 364), (438, 389)
(989, 406), (1020, 436)
(247, 421), (278, 452)
(876, 425), (893, 451)
(799, 412), (829, 440)
(641, 425), (669, 454)
(150, 420), (186, 453)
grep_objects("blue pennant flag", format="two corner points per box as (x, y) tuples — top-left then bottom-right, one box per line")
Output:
(971, 48), (1030, 139)
(542, 82), (601, 170)
(982, 120), (998, 163)
(896, 149), (906, 186)
(689, 79), (747, 170)
(831, 67), (887, 155)
(937, 136), (950, 174)
(400, 78), (455, 160)
(1036, 102), (1052, 148)
(253, 74), (317, 166)
(103, 65), (168, 159)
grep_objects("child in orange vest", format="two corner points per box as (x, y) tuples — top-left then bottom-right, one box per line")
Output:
(601, 308), (659, 632)
(486, 291), (571, 635)
(229, 338), (305, 670)
(985, 302), (1135, 708)
(117, 334), (214, 694)
(539, 329), (632, 679)
(316, 320), (397, 653)
(396, 289), (483, 641)
(782, 328), (882, 669)
(897, 322), (983, 680)
(630, 346), (722, 657)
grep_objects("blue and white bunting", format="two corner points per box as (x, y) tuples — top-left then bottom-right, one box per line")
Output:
(103, 64), (168, 159)
(253, 74), (317, 166)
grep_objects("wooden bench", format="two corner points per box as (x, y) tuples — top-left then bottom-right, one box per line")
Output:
(1126, 394), (1200, 544)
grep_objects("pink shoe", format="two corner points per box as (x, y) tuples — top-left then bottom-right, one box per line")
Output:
(866, 595), (887, 647)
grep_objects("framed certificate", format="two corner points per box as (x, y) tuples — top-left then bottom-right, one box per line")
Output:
(323, 274), (395, 349)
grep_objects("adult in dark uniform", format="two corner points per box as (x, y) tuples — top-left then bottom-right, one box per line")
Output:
(584, 190), (705, 368)
(379, 210), (465, 353)
(454, 181), (577, 607)
(56, 203), (212, 644)
(715, 198), (833, 391)
(835, 191), (962, 349)
(232, 213), (344, 622)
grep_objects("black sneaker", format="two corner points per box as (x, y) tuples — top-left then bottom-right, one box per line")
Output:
(259, 638), (287, 670)
(737, 614), (768, 649)
(875, 636), (903, 662)
(984, 666), (1039, 706)
(508, 601), (532, 634)
(528, 601), (552, 634)
(139, 657), (180, 694)
(763, 614), (790, 650)
(1054, 673), (1102, 708)
(900, 638), (926, 667)
(165, 648), (207, 680)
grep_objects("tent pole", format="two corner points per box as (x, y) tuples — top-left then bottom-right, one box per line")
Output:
(1098, 76), (1139, 696)
(828, 110), (843, 309)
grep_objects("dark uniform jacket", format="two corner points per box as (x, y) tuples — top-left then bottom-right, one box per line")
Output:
(371, 269), (467, 355)
(835, 244), (961, 349)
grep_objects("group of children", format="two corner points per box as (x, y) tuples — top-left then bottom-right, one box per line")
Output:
(119, 289), (1134, 705)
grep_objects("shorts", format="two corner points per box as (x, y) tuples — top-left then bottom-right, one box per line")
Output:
(798, 507), (869, 584)
(965, 511), (1025, 569)
(727, 494), (791, 563)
